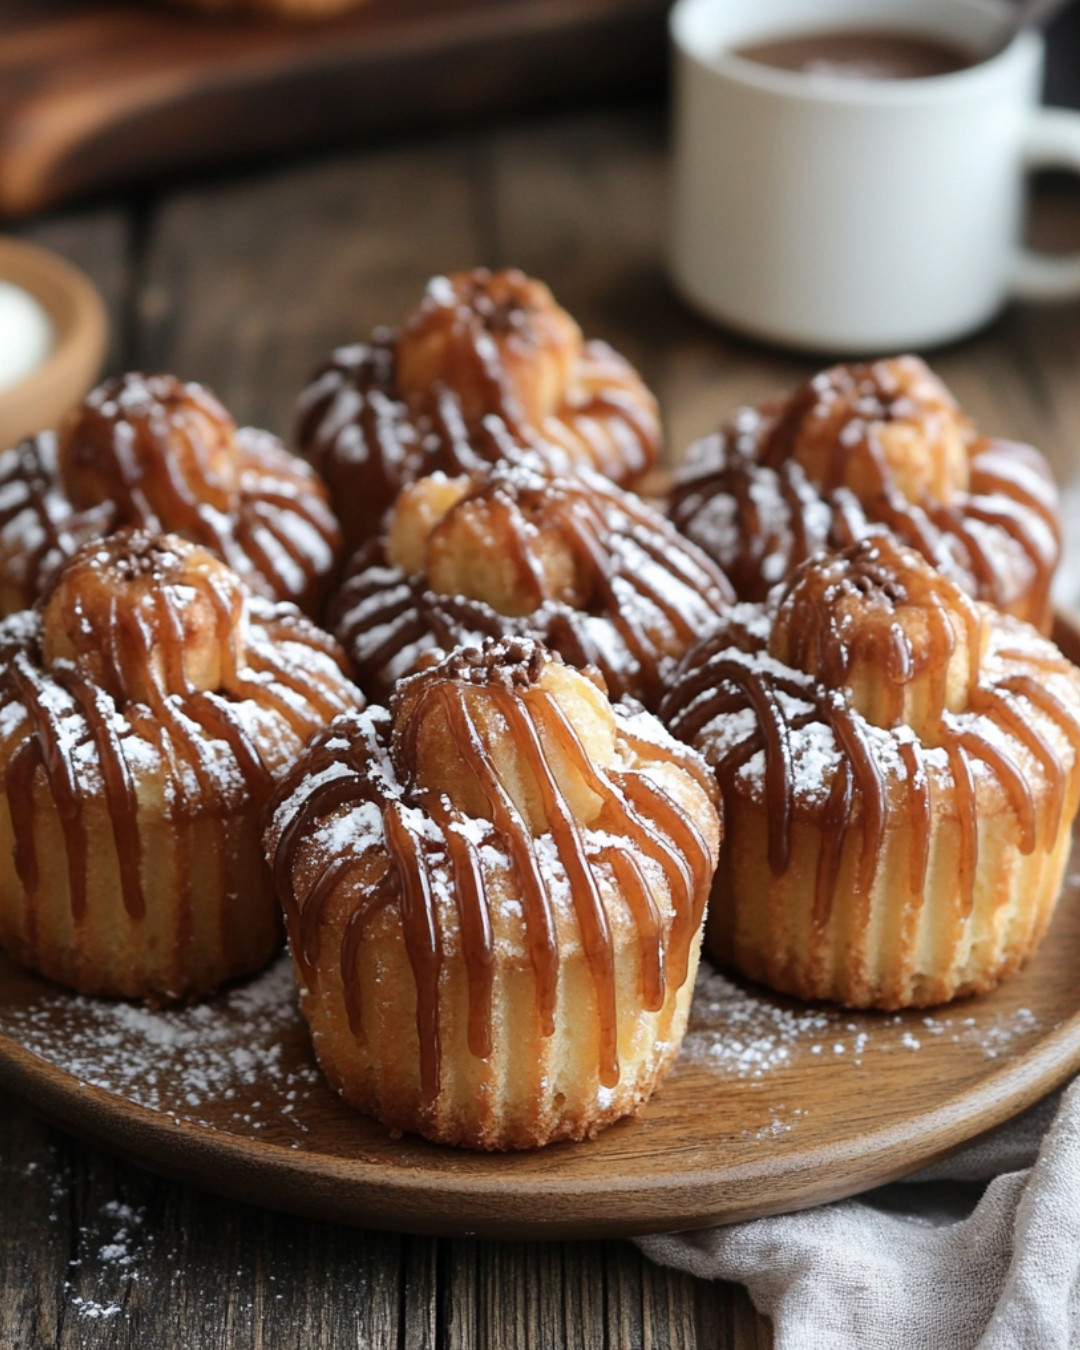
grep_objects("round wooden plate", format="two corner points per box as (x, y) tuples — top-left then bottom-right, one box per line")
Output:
(0, 625), (1079, 1241)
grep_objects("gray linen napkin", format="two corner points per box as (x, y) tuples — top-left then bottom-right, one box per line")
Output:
(636, 1077), (1080, 1349)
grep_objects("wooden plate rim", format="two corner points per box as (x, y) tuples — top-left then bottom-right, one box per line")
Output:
(0, 613), (1078, 1240)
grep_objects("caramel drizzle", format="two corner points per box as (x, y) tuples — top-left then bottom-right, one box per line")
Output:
(0, 436), (109, 613)
(298, 313), (658, 555)
(272, 685), (714, 1102)
(539, 340), (659, 482)
(665, 627), (1080, 926)
(670, 429), (1061, 626)
(228, 429), (341, 612)
(332, 562), (510, 702)
(0, 583), (354, 968)
(0, 401), (338, 617)
(298, 340), (517, 552)
(406, 284), (659, 479)
(333, 473), (733, 707)
(7, 654), (90, 926)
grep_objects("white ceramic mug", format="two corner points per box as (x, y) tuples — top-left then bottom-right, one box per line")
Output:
(669, 0), (1080, 352)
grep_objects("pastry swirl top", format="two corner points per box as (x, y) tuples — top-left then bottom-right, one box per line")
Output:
(0, 373), (341, 617)
(661, 535), (1080, 921)
(296, 268), (661, 552)
(669, 357), (1061, 631)
(263, 637), (720, 1101)
(0, 529), (360, 927)
(330, 460), (734, 707)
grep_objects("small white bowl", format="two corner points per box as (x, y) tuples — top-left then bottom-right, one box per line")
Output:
(0, 236), (107, 449)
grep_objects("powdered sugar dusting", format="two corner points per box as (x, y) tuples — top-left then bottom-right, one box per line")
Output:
(683, 964), (1043, 1077)
(0, 955), (321, 1144)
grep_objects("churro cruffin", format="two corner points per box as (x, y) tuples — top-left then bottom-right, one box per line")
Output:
(668, 356), (1060, 633)
(0, 372), (341, 619)
(262, 638), (721, 1149)
(661, 534), (1080, 1009)
(0, 529), (360, 1003)
(297, 268), (661, 554)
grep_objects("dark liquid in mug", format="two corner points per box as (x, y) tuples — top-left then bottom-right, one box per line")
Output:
(734, 30), (975, 80)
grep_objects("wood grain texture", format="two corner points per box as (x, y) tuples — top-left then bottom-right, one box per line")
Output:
(0, 0), (667, 217)
(0, 1099), (766, 1348)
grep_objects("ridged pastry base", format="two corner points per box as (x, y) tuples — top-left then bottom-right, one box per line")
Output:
(708, 790), (1077, 1010)
(0, 779), (281, 1004)
(298, 917), (704, 1151)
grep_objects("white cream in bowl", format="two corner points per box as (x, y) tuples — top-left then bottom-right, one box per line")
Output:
(0, 280), (54, 394)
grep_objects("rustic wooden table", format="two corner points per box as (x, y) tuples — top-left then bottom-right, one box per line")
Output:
(2, 98), (1080, 1349)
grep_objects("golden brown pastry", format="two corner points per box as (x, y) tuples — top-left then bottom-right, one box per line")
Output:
(297, 268), (661, 554)
(0, 529), (361, 1002)
(263, 637), (721, 1150)
(660, 535), (1080, 1009)
(669, 356), (1061, 632)
(330, 460), (734, 709)
(0, 373), (341, 618)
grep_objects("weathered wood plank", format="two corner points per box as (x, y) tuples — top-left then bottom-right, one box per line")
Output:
(0, 1101), (71, 1350)
(133, 135), (486, 436)
(0, 1096), (411, 1350)
(402, 1235), (439, 1350)
(442, 1238), (479, 1350)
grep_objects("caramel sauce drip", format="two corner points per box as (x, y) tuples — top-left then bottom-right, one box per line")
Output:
(0, 530), (356, 978)
(332, 465), (733, 707)
(397, 269), (573, 430)
(270, 640), (715, 1101)
(0, 374), (341, 617)
(0, 434), (113, 613)
(297, 338), (504, 555)
(396, 270), (659, 485)
(662, 543), (1080, 925)
(296, 270), (659, 554)
(670, 361), (1061, 634)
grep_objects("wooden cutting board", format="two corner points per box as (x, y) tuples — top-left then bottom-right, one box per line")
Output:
(0, 0), (668, 217)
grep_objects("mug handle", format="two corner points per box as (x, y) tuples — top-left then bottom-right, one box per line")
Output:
(1010, 108), (1080, 302)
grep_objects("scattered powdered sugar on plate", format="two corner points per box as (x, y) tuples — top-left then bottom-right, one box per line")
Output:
(0, 952), (1050, 1158)
(683, 964), (1043, 1079)
(683, 965), (834, 1077)
(0, 954), (322, 1143)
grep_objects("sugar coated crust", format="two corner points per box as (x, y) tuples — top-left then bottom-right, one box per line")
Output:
(669, 356), (1061, 633)
(0, 529), (361, 1002)
(662, 534), (1080, 1009)
(263, 637), (721, 1149)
